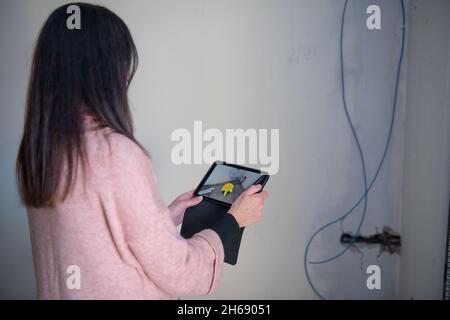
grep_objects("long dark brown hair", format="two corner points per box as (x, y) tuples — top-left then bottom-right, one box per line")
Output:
(17, 3), (140, 208)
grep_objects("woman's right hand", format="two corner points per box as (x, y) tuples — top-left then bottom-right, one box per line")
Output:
(229, 184), (268, 228)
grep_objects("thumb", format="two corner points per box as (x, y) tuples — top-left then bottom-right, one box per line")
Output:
(245, 184), (263, 196)
(185, 195), (203, 208)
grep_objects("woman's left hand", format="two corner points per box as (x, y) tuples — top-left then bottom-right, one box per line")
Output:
(168, 191), (203, 226)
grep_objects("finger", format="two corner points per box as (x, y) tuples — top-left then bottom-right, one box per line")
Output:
(179, 190), (195, 200)
(245, 184), (263, 196)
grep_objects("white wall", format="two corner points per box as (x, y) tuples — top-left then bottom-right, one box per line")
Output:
(399, 0), (450, 300)
(0, 0), (447, 300)
(128, 0), (407, 300)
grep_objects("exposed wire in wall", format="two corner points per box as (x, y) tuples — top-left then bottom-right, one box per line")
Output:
(303, 0), (406, 299)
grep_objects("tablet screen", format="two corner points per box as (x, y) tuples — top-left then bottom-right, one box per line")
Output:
(195, 162), (268, 206)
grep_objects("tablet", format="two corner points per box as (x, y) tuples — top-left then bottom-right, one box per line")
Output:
(181, 161), (269, 265)
(194, 161), (269, 206)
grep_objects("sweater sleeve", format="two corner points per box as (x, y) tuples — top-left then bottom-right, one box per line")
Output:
(103, 135), (225, 297)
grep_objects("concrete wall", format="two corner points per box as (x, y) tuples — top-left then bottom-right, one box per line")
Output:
(0, 0), (447, 300)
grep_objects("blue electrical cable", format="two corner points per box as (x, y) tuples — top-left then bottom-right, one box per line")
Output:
(304, 0), (406, 299)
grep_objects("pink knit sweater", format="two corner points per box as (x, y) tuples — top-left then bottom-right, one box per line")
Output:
(27, 126), (225, 299)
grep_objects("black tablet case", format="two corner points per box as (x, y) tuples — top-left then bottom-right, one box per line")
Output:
(180, 199), (244, 265)
(180, 170), (268, 265)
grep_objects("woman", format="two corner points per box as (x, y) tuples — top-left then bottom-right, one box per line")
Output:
(16, 3), (268, 299)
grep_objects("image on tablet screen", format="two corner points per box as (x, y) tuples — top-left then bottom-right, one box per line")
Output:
(197, 164), (263, 205)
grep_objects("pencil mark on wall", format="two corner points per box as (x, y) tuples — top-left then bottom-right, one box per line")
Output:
(288, 45), (317, 65)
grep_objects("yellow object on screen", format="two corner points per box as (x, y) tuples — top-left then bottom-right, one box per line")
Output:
(221, 183), (234, 196)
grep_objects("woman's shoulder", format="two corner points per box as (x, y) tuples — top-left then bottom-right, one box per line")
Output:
(85, 129), (150, 171)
